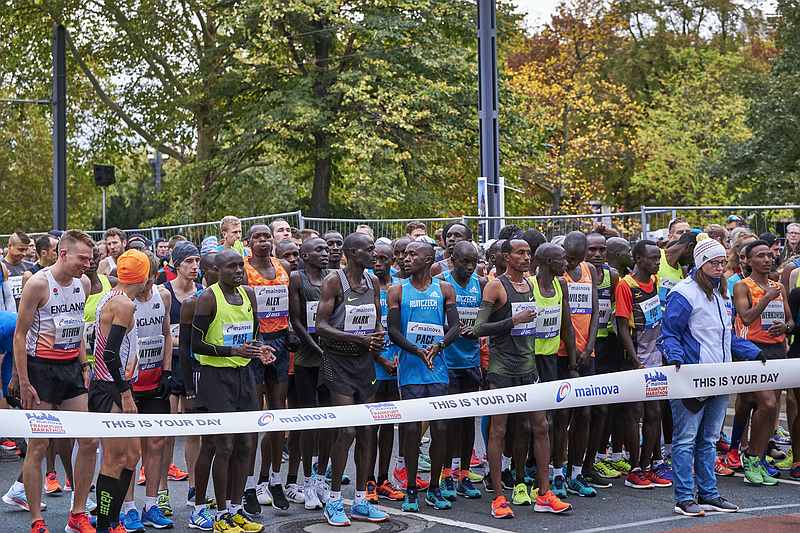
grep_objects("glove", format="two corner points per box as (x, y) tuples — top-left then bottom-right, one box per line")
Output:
(757, 351), (767, 365)
(158, 370), (172, 399)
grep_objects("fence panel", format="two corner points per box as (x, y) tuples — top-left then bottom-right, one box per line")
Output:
(643, 206), (800, 241)
(464, 211), (648, 242)
(300, 217), (462, 240)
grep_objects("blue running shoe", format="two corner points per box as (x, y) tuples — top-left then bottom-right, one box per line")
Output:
(186, 487), (196, 507)
(351, 501), (389, 523)
(425, 487), (452, 510)
(552, 471), (567, 499)
(524, 464), (537, 485)
(654, 462), (673, 482)
(323, 463), (350, 485)
(324, 498), (351, 527)
(566, 475), (597, 497)
(188, 506), (214, 530)
(402, 488), (419, 512)
(142, 505), (174, 529)
(120, 508), (145, 532)
(761, 457), (780, 478)
(440, 476), (457, 501)
(457, 478), (481, 499)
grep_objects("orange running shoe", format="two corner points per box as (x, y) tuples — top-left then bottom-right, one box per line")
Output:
(534, 490), (572, 513)
(44, 472), (62, 495)
(470, 450), (483, 468)
(167, 464), (189, 481)
(376, 480), (405, 501)
(111, 524), (126, 533)
(1, 439), (18, 451)
(366, 480), (379, 503)
(136, 466), (146, 486)
(64, 511), (95, 533)
(491, 495), (514, 519)
(715, 457), (735, 476)
(393, 466), (429, 491)
(30, 519), (50, 533)
(725, 448), (742, 470)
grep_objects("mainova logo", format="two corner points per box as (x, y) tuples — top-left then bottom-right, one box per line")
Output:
(556, 382), (572, 403)
(257, 413), (274, 426)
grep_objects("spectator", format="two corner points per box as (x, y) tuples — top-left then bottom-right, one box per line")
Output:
(781, 222), (800, 262)
(405, 220), (427, 240)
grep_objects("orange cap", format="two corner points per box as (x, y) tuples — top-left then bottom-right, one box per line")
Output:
(117, 249), (150, 284)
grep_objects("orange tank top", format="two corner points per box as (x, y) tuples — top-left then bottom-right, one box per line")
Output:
(734, 277), (786, 345)
(245, 257), (290, 333)
(558, 262), (594, 356)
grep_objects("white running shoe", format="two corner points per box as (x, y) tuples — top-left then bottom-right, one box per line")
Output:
(285, 483), (304, 505)
(256, 482), (273, 506)
(2, 482), (46, 511)
(303, 478), (322, 510)
(314, 476), (330, 504)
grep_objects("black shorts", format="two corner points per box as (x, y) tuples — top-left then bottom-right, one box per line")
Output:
(374, 379), (399, 401)
(595, 334), (624, 374)
(754, 342), (787, 360)
(88, 380), (122, 413)
(321, 352), (377, 403)
(134, 390), (171, 414)
(170, 352), (185, 396)
(536, 355), (559, 383)
(399, 382), (448, 400)
(486, 371), (538, 389)
(197, 364), (259, 413)
(28, 358), (87, 406)
(556, 356), (595, 379)
(447, 367), (482, 395)
(294, 365), (330, 408)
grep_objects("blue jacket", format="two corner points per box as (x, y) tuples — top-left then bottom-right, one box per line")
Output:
(658, 274), (760, 365)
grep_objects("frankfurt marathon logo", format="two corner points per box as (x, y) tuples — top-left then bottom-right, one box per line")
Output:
(365, 402), (402, 422)
(26, 412), (66, 435)
(555, 381), (621, 403)
(644, 370), (669, 398)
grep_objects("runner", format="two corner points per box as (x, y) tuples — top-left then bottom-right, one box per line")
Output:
(288, 237), (331, 511)
(405, 222), (428, 241)
(323, 231), (344, 270)
(270, 219), (293, 243)
(22, 234), (59, 282)
(155, 239), (170, 270)
(615, 240), (670, 490)
(387, 240), (459, 514)
(98, 228), (127, 276)
(431, 223), (483, 276)
(192, 249), (274, 532)
(316, 232), (388, 525)
(14, 230), (97, 533)
(733, 240), (793, 485)
(438, 241), (486, 501)
(3, 231), (33, 308)
(475, 239), (571, 518)
(275, 240), (300, 272)
(391, 237), (412, 280)
(242, 224), (293, 515)
(84, 245), (116, 367)
(1, 259), (14, 312)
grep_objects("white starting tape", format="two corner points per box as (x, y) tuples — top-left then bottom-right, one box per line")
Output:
(8, 360), (800, 438)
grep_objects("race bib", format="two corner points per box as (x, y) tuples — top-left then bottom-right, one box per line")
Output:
(254, 285), (289, 319)
(457, 306), (479, 327)
(659, 278), (678, 303)
(761, 299), (785, 330)
(344, 304), (377, 335)
(567, 282), (592, 314)
(306, 301), (319, 333)
(137, 335), (165, 370)
(54, 317), (84, 351)
(406, 322), (444, 348)
(170, 323), (180, 344)
(510, 302), (537, 337)
(84, 323), (96, 354)
(598, 298), (611, 327)
(533, 304), (561, 339)
(638, 295), (662, 329)
(222, 322), (253, 346)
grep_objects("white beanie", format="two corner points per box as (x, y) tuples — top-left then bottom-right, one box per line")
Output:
(693, 238), (726, 269)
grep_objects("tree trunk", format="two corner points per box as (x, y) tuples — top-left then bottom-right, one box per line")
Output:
(310, 132), (332, 216)
(308, 15), (334, 217)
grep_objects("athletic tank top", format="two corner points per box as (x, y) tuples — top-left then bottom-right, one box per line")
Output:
(530, 275), (563, 356)
(26, 269), (86, 361)
(195, 283), (255, 368)
(559, 262), (593, 356)
(3, 258), (29, 306)
(442, 271), (481, 369)
(245, 257), (289, 333)
(321, 270), (377, 356)
(658, 249), (683, 307)
(84, 274), (112, 358)
(164, 280), (203, 354)
(484, 275), (536, 376)
(374, 284), (397, 381)
(295, 269), (328, 367)
(93, 289), (138, 382)
(597, 266), (614, 338)
(132, 287), (167, 392)
(734, 277), (786, 345)
(621, 274), (662, 361)
(398, 278), (447, 386)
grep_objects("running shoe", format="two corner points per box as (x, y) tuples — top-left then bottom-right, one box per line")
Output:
(725, 448), (743, 470)
(392, 466), (429, 490)
(187, 487), (196, 507)
(523, 464), (536, 484)
(213, 512), (243, 532)
(365, 481), (378, 504)
(303, 478), (323, 510)
(65, 512), (95, 533)
(30, 519), (49, 533)
(231, 510), (264, 532)
(767, 441), (787, 460)
(418, 453), (432, 473)
(624, 469), (653, 489)
(285, 483), (304, 505)
(674, 500), (704, 517)
(567, 475), (597, 496)
(142, 505), (174, 529)
(0, 439), (17, 451)
(424, 487), (452, 510)
(119, 508), (145, 532)
(470, 450), (483, 468)
(551, 471), (567, 498)
(501, 468), (515, 490)
(606, 457), (631, 474)
(64, 479), (72, 492)
(466, 469), (484, 482)
(715, 457), (735, 476)
(483, 477), (494, 493)
(761, 457), (780, 479)
(697, 495), (739, 513)
(775, 449), (794, 470)
(255, 483), (272, 506)
(654, 462), (673, 482)
(582, 470), (612, 489)
(402, 488), (419, 512)
(241, 488), (261, 518)
(457, 477), (481, 499)
(530, 484), (539, 500)
(592, 461), (620, 479)
(83, 493), (96, 513)
(111, 525), (127, 533)
(717, 437), (731, 454)
(742, 454), (764, 484)
(773, 425), (792, 445)
(645, 468), (672, 487)
(45, 472), (62, 495)
(490, 495), (514, 519)
(533, 490), (572, 513)
(168, 464), (189, 481)
(440, 476), (457, 501)
(790, 463), (800, 480)
(323, 498), (351, 526)
(3, 482), (47, 511)
(157, 489), (173, 517)
(269, 484), (290, 511)
(511, 483), (531, 505)
(351, 500), (389, 522)
(758, 460), (779, 486)
(136, 466), (146, 486)
(314, 476), (330, 504)
(188, 506), (214, 530)
(376, 480), (404, 501)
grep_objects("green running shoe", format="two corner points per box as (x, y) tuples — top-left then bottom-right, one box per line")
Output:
(593, 461), (620, 479)
(742, 454), (764, 485)
(511, 483), (531, 506)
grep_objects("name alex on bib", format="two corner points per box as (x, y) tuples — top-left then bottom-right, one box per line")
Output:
(254, 286), (288, 319)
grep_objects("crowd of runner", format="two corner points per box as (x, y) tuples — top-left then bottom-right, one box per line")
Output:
(0, 213), (798, 533)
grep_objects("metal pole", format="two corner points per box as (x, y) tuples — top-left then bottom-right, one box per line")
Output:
(640, 205), (647, 240)
(477, 0), (501, 238)
(102, 188), (107, 230)
(154, 150), (162, 191)
(52, 23), (67, 230)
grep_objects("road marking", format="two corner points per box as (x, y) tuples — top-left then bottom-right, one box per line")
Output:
(572, 503), (800, 533)
(733, 472), (800, 486)
(343, 499), (513, 533)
